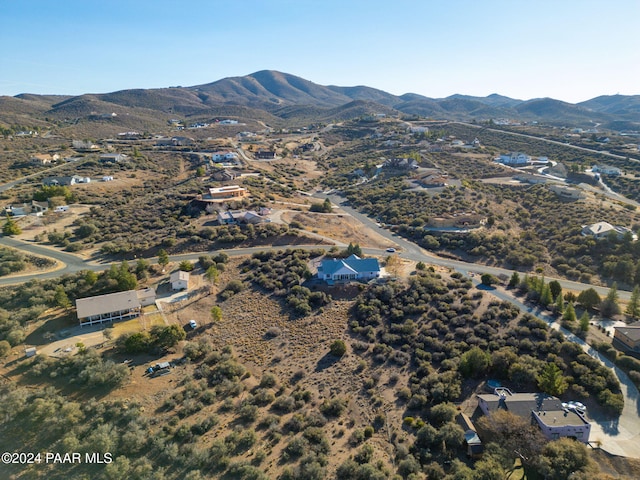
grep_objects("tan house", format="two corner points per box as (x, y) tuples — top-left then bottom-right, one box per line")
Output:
(30, 153), (60, 164)
(201, 185), (247, 202)
(613, 321), (640, 353)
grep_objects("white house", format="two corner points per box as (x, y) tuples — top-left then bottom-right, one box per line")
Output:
(497, 152), (531, 165)
(477, 390), (591, 443)
(317, 255), (381, 284)
(170, 270), (190, 291)
(99, 153), (127, 163)
(581, 222), (638, 241)
(211, 151), (239, 162)
(592, 165), (621, 176)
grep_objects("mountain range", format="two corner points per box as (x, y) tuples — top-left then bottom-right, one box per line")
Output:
(2, 70), (640, 130)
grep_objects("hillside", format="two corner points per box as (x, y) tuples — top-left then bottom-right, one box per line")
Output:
(3, 70), (640, 129)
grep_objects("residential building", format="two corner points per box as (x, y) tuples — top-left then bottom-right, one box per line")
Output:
(99, 153), (127, 163)
(427, 213), (487, 229)
(170, 271), (190, 291)
(477, 389), (591, 443)
(613, 321), (640, 354)
(42, 175), (83, 187)
(592, 165), (621, 176)
(456, 413), (483, 458)
(549, 184), (584, 200)
(317, 255), (380, 284)
(581, 222), (638, 241)
(72, 140), (100, 152)
(211, 169), (237, 182)
(76, 290), (142, 327)
(217, 210), (266, 225)
(497, 152), (531, 165)
(30, 153), (60, 165)
(211, 151), (238, 162)
(255, 149), (276, 159)
(203, 185), (247, 201)
(137, 287), (157, 307)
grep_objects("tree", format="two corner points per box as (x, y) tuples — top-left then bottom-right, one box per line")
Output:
(151, 324), (186, 351)
(600, 282), (621, 318)
(179, 260), (194, 272)
(537, 362), (568, 396)
(549, 280), (562, 301)
(480, 273), (497, 287)
(459, 346), (491, 378)
(537, 437), (591, 480)
(205, 264), (219, 285)
(2, 215), (21, 236)
(210, 305), (222, 322)
(158, 249), (169, 269)
(329, 340), (347, 357)
(385, 254), (402, 278)
(554, 290), (564, 314)
(54, 285), (71, 309)
(0, 340), (11, 358)
(540, 284), (553, 307)
(579, 311), (590, 332)
(196, 166), (206, 177)
(508, 271), (520, 288)
(577, 288), (601, 310)
(416, 261), (426, 271)
(345, 243), (362, 257)
(626, 285), (640, 319)
(562, 302), (577, 322)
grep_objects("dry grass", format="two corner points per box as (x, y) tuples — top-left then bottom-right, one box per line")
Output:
(282, 211), (396, 249)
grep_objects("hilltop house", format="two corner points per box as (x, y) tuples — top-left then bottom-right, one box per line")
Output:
(477, 389), (591, 443)
(497, 152), (531, 165)
(99, 153), (127, 163)
(592, 165), (621, 176)
(317, 255), (380, 284)
(42, 175), (89, 186)
(200, 185), (247, 202)
(581, 222), (637, 241)
(30, 153), (60, 165)
(255, 149), (276, 160)
(217, 210), (267, 225)
(211, 151), (238, 162)
(76, 289), (156, 327)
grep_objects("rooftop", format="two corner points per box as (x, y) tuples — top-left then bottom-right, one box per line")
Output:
(76, 290), (140, 319)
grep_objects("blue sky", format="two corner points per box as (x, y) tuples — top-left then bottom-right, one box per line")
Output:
(1, 0), (638, 103)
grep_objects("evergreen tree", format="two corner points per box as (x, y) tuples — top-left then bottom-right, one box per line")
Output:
(540, 284), (553, 307)
(548, 280), (562, 301)
(2, 215), (21, 236)
(626, 285), (640, 319)
(601, 282), (621, 317)
(54, 285), (71, 309)
(579, 311), (590, 332)
(508, 271), (520, 288)
(158, 249), (169, 268)
(210, 305), (222, 322)
(563, 302), (576, 322)
(537, 363), (568, 396)
(554, 290), (564, 314)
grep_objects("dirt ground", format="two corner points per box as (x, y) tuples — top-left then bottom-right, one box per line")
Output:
(281, 211), (397, 249)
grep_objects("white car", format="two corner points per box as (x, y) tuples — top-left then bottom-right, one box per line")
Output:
(386, 248), (396, 253)
(189, 320), (197, 329)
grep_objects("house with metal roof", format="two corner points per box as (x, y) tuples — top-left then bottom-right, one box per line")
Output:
(76, 290), (142, 327)
(317, 254), (380, 284)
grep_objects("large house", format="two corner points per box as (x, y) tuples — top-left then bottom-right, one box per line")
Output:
(592, 165), (621, 176)
(581, 222), (638, 241)
(497, 152), (531, 165)
(317, 255), (381, 284)
(76, 289), (156, 327)
(211, 151), (238, 162)
(255, 149), (276, 160)
(477, 389), (591, 443)
(202, 185), (247, 202)
(42, 175), (89, 186)
(613, 321), (640, 354)
(217, 210), (266, 225)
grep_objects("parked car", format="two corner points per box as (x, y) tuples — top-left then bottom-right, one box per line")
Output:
(386, 248), (396, 253)
(189, 320), (197, 329)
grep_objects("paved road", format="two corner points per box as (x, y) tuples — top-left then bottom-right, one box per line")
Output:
(479, 284), (640, 457)
(314, 192), (633, 302)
